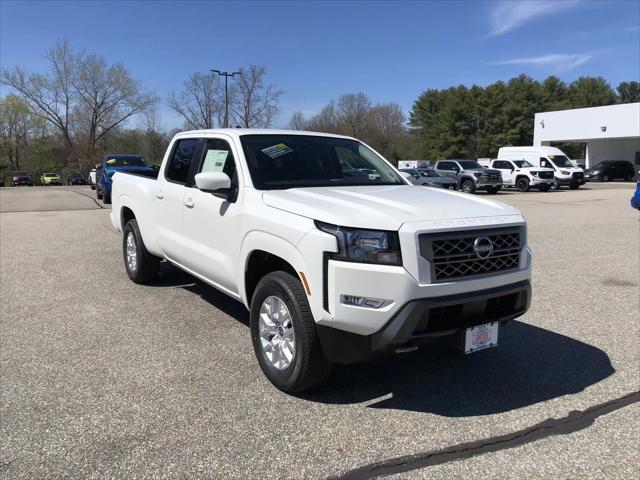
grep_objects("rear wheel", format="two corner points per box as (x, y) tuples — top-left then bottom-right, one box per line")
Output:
(461, 179), (476, 194)
(122, 219), (160, 284)
(250, 271), (333, 393)
(103, 192), (111, 204)
(516, 177), (530, 192)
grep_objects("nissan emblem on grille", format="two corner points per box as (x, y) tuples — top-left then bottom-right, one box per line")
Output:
(473, 236), (493, 259)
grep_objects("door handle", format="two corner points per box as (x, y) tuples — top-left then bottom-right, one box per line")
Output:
(156, 191), (164, 199)
(184, 198), (194, 208)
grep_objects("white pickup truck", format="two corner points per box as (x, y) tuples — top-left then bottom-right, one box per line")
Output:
(478, 159), (555, 192)
(111, 129), (532, 392)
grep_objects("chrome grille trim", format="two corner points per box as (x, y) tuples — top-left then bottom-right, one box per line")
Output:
(419, 227), (523, 282)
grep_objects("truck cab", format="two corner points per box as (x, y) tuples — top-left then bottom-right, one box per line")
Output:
(498, 146), (585, 190)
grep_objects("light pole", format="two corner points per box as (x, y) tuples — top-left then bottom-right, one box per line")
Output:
(211, 69), (242, 128)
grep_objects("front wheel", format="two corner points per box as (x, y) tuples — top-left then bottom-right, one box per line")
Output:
(602, 174), (609, 182)
(461, 179), (476, 194)
(122, 219), (160, 284)
(552, 178), (561, 190)
(250, 271), (333, 393)
(516, 178), (530, 192)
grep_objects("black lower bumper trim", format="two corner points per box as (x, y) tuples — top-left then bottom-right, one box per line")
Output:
(317, 280), (531, 364)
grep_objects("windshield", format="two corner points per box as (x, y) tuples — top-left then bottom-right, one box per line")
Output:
(44, 173), (58, 177)
(419, 169), (440, 177)
(105, 156), (146, 167)
(457, 160), (482, 169)
(548, 155), (573, 168)
(240, 135), (404, 190)
(513, 160), (533, 168)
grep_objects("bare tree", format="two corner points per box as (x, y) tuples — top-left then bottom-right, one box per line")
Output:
(287, 111), (307, 130)
(305, 101), (340, 133)
(73, 54), (157, 166)
(2, 40), (76, 158)
(167, 72), (223, 130)
(368, 103), (406, 157)
(231, 66), (282, 128)
(2, 40), (156, 168)
(337, 92), (371, 137)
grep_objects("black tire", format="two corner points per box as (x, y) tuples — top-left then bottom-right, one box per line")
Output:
(625, 173), (633, 182)
(96, 185), (103, 199)
(487, 186), (500, 194)
(602, 174), (609, 182)
(103, 192), (111, 204)
(122, 219), (160, 284)
(250, 271), (333, 393)
(516, 177), (530, 192)
(553, 178), (561, 190)
(461, 179), (476, 194)
(90, 184), (96, 190)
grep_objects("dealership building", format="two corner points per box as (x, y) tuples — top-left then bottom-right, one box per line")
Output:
(533, 102), (640, 169)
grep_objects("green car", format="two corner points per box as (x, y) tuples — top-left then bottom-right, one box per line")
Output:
(40, 172), (62, 186)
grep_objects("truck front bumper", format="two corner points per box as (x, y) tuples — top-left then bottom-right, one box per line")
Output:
(317, 280), (531, 363)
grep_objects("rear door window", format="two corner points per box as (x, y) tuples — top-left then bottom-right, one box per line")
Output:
(165, 139), (200, 184)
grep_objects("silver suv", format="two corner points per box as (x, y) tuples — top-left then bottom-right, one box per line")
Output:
(435, 160), (503, 194)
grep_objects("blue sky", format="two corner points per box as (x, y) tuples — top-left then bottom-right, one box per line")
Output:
(1, 0), (638, 130)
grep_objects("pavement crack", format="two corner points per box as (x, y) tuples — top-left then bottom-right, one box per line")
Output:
(71, 189), (104, 208)
(331, 390), (640, 480)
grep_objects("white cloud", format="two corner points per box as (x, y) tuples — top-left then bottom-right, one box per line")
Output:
(493, 53), (591, 72)
(487, 0), (580, 37)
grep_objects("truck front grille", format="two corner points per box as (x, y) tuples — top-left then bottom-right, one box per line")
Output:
(419, 227), (522, 282)
(480, 173), (501, 183)
(538, 171), (554, 179)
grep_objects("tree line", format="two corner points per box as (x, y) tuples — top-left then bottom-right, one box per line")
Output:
(0, 41), (282, 177)
(1, 40), (639, 178)
(408, 75), (640, 160)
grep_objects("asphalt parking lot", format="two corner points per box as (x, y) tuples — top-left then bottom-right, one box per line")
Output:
(1, 184), (639, 479)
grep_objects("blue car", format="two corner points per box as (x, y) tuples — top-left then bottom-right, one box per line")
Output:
(96, 154), (154, 204)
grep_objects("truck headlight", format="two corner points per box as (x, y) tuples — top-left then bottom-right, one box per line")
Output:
(316, 222), (402, 266)
(473, 172), (483, 178)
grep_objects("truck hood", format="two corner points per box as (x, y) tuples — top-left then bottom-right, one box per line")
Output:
(465, 168), (501, 174)
(263, 185), (520, 231)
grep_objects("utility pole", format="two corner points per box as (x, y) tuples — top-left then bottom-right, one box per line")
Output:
(211, 69), (242, 128)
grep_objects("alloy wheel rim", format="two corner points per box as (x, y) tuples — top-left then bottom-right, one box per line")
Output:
(126, 232), (137, 273)
(259, 295), (296, 370)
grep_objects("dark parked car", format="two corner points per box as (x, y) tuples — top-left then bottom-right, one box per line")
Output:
(586, 160), (636, 182)
(10, 171), (33, 187)
(400, 168), (457, 190)
(67, 171), (87, 185)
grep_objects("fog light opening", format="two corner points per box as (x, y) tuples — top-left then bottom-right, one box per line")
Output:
(340, 295), (385, 309)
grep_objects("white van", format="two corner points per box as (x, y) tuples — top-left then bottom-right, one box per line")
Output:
(497, 146), (585, 189)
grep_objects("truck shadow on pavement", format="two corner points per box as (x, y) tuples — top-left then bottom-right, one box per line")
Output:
(302, 322), (615, 416)
(153, 264), (614, 417)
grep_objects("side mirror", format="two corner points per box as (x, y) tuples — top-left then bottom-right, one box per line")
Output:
(195, 171), (234, 199)
(453, 167), (460, 173)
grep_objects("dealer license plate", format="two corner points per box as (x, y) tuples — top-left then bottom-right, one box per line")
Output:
(464, 322), (499, 354)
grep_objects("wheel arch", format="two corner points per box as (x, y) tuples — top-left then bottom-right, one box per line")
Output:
(240, 232), (310, 309)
